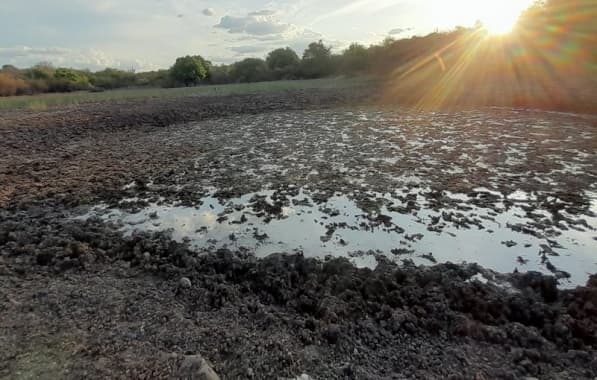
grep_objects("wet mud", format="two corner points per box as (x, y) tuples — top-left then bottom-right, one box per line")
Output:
(1, 88), (597, 379)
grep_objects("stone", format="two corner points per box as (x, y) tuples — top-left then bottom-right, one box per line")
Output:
(324, 324), (341, 344)
(179, 277), (192, 289)
(178, 354), (220, 380)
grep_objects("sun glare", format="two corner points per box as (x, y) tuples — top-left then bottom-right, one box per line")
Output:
(435, 0), (534, 36)
(482, 12), (519, 35)
(479, 3), (527, 35)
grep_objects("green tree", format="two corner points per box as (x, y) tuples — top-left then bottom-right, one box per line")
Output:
(340, 43), (369, 74)
(266, 47), (300, 79)
(170, 55), (209, 86)
(30, 62), (55, 80)
(90, 68), (136, 89)
(208, 64), (233, 84)
(231, 58), (270, 83)
(51, 68), (90, 91)
(301, 40), (333, 78)
(1, 64), (19, 73)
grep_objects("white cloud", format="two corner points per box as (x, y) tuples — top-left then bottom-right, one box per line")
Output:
(0, 46), (158, 71)
(248, 10), (276, 16)
(389, 27), (413, 35)
(214, 10), (328, 57)
(202, 8), (215, 17)
(215, 13), (291, 36)
(229, 45), (266, 54)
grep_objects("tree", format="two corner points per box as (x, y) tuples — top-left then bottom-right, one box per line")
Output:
(30, 62), (55, 80)
(340, 43), (369, 74)
(170, 55), (209, 86)
(1, 64), (20, 75)
(51, 68), (90, 91)
(266, 47), (300, 79)
(301, 40), (334, 78)
(90, 68), (136, 89)
(231, 58), (270, 83)
(208, 64), (233, 84)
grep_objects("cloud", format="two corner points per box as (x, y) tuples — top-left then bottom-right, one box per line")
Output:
(214, 10), (328, 58)
(215, 14), (290, 36)
(388, 27), (413, 35)
(0, 46), (157, 71)
(229, 45), (266, 54)
(202, 8), (215, 17)
(248, 10), (276, 16)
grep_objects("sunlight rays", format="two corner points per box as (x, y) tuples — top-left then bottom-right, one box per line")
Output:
(378, 0), (596, 111)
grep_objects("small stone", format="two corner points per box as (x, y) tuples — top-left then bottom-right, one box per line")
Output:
(143, 251), (151, 260)
(324, 324), (341, 344)
(178, 354), (220, 380)
(246, 367), (254, 378)
(179, 277), (192, 289)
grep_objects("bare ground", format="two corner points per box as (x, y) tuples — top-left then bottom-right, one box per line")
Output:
(1, 87), (596, 379)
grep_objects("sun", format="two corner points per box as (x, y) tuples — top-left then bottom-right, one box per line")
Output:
(434, 0), (534, 36)
(481, 12), (520, 35)
(478, 2), (529, 35)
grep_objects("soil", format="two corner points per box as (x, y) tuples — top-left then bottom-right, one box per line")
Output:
(1, 87), (597, 379)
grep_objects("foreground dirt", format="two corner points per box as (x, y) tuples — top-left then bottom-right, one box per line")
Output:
(1, 88), (597, 379)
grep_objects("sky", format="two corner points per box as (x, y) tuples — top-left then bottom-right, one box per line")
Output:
(0, 0), (533, 72)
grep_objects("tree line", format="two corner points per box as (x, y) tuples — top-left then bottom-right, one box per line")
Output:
(0, 40), (371, 96)
(1, 0), (594, 99)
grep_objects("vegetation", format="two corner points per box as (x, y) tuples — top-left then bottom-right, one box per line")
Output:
(0, 0), (594, 108)
(170, 55), (210, 86)
(0, 77), (373, 111)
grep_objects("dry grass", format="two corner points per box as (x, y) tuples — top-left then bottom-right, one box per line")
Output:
(0, 77), (374, 111)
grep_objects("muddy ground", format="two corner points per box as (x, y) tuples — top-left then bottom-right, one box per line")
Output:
(1, 87), (597, 379)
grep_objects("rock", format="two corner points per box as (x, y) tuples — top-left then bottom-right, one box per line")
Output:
(179, 277), (192, 289)
(245, 367), (254, 378)
(36, 252), (53, 266)
(502, 240), (517, 247)
(324, 324), (341, 344)
(178, 354), (220, 380)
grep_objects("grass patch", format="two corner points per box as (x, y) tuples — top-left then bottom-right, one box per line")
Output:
(0, 77), (375, 111)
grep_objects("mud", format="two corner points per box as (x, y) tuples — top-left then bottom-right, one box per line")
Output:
(1, 88), (597, 379)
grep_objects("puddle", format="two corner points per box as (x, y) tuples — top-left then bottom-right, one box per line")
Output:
(80, 186), (597, 288)
(74, 107), (596, 288)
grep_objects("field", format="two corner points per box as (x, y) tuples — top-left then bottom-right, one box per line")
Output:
(0, 77), (373, 111)
(1, 86), (597, 379)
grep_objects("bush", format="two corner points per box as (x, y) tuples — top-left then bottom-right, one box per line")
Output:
(50, 69), (90, 92)
(27, 79), (49, 94)
(0, 73), (29, 96)
(231, 58), (271, 83)
(90, 68), (137, 89)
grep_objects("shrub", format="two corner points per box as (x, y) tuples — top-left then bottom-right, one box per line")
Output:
(0, 73), (29, 96)
(49, 69), (90, 92)
(90, 68), (137, 89)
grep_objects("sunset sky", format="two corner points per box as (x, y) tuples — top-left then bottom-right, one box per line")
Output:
(0, 0), (534, 71)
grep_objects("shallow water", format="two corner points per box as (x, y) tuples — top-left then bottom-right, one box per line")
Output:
(83, 186), (597, 288)
(79, 107), (597, 287)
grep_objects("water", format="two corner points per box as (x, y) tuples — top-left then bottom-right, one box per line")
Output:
(82, 186), (597, 287)
(77, 107), (597, 287)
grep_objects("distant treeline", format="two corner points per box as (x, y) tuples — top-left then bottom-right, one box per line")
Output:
(0, 40), (380, 96)
(1, 0), (595, 106)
